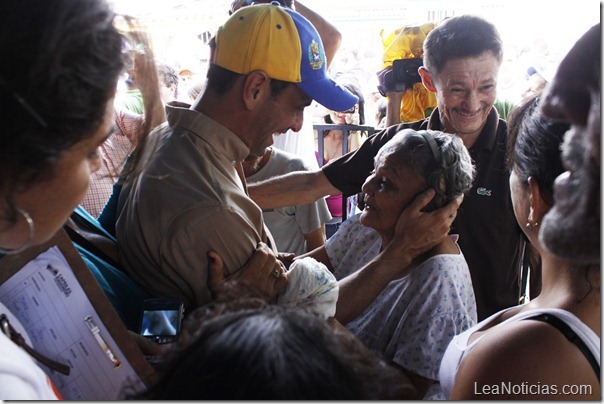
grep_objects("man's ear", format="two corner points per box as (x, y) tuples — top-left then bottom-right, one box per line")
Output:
(242, 70), (270, 110)
(418, 66), (436, 93)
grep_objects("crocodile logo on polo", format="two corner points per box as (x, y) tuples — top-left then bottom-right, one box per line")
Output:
(476, 187), (492, 196)
(308, 39), (324, 70)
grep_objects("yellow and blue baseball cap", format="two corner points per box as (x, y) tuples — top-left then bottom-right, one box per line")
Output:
(212, 3), (358, 112)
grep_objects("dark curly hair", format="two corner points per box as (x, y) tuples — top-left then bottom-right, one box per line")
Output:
(0, 0), (125, 223)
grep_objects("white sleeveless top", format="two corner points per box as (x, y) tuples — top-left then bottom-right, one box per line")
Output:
(439, 306), (600, 399)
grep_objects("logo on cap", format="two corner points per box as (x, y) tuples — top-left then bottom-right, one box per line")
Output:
(308, 39), (324, 70)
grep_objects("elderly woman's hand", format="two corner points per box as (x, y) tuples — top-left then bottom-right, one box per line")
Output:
(207, 242), (288, 302)
(388, 188), (463, 261)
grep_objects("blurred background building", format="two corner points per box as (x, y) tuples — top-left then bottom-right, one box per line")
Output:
(109, 0), (601, 124)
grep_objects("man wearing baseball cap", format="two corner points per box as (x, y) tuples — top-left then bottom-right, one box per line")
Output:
(116, 3), (358, 310)
(212, 2), (358, 113)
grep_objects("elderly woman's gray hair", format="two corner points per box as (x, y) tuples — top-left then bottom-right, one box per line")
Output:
(376, 129), (475, 210)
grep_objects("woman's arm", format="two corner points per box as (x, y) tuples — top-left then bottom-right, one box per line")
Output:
(303, 226), (327, 254)
(297, 244), (334, 272)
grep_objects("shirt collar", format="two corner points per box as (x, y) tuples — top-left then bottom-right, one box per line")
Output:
(470, 107), (500, 151)
(426, 107), (501, 151)
(165, 101), (250, 164)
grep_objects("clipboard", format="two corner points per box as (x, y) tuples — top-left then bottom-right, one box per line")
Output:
(0, 229), (157, 399)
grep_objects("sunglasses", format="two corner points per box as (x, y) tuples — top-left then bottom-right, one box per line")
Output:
(339, 105), (357, 114)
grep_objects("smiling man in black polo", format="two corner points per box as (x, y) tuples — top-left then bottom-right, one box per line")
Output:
(249, 15), (526, 321)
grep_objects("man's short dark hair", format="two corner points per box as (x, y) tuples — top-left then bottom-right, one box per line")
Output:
(423, 15), (503, 75)
(206, 63), (241, 95)
(206, 63), (292, 98)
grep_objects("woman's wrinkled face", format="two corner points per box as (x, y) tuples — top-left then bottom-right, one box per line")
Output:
(360, 153), (425, 243)
(5, 100), (114, 248)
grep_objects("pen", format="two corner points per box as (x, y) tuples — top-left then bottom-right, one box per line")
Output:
(84, 315), (121, 368)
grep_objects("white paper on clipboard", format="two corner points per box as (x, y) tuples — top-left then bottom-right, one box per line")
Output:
(0, 246), (145, 400)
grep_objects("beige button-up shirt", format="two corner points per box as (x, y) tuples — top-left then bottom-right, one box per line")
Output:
(117, 102), (274, 309)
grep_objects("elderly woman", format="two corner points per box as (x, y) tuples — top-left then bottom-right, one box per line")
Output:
(302, 128), (477, 399)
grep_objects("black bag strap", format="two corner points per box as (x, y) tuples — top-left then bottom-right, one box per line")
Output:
(64, 210), (123, 271)
(527, 313), (600, 382)
(63, 223), (121, 270)
(0, 314), (71, 375)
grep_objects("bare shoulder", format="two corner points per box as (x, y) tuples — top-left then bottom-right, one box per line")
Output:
(451, 319), (600, 400)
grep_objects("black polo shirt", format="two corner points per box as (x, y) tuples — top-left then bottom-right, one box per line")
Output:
(323, 108), (525, 320)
